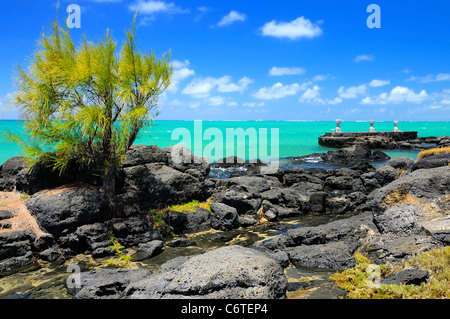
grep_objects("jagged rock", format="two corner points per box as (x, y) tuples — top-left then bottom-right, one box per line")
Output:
(131, 240), (164, 261)
(210, 203), (239, 231)
(75, 269), (153, 299)
(285, 241), (356, 270)
(412, 152), (450, 171)
(383, 157), (414, 170)
(381, 267), (430, 286)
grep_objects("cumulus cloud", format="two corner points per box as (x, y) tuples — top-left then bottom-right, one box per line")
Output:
(269, 66), (306, 76)
(217, 10), (246, 26)
(260, 17), (323, 40)
(298, 85), (343, 105)
(253, 82), (307, 99)
(338, 85), (368, 99)
(301, 85), (320, 100)
(361, 86), (428, 105)
(167, 60), (195, 93)
(182, 76), (253, 98)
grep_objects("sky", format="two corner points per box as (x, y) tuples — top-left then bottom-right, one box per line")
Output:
(0, 0), (449, 121)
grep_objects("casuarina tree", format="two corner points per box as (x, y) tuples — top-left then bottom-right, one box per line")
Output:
(7, 15), (173, 202)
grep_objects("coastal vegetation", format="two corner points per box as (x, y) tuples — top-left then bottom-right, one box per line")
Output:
(417, 147), (450, 161)
(5, 15), (173, 201)
(107, 235), (132, 268)
(331, 247), (450, 299)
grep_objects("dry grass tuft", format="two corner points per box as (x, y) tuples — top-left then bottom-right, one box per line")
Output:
(416, 147), (450, 161)
(382, 189), (419, 208)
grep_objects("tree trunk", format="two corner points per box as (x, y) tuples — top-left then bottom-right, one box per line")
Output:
(103, 167), (116, 203)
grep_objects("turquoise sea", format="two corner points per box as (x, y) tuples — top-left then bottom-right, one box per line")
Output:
(1, 120), (449, 165)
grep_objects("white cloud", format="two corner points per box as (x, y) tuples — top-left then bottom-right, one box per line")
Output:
(369, 79), (390, 87)
(328, 97), (343, 105)
(217, 76), (253, 93)
(217, 10), (246, 26)
(243, 102), (265, 107)
(361, 86), (428, 105)
(312, 74), (331, 81)
(167, 60), (195, 93)
(338, 85), (368, 99)
(269, 66), (305, 76)
(354, 55), (374, 62)
(129, 0), (188, 15)
(171, 59), (190, 69)
(207, 96), (225, 106)
(260, 17), (323, 40)
(301, 85), (320, 100)
(408, 73), (450, 83)
(298, 85), (343, 105)
(253, 82), (306, 99)
(182, 76), (253, 98)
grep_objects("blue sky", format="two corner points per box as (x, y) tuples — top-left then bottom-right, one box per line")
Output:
(0, 0), (449, 121)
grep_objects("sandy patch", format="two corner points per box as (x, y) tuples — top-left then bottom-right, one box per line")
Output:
(0, 191), (46, 237)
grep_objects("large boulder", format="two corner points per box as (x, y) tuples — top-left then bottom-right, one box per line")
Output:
(256, 212), (376, 253)
(324, 145), (373, 170)
(163, 207), (211, 234)
(25, 187), (112, 238)
(123, 245), (288, 299)
(365, 166), (450, 210)
(123, 145), (169, 167)
(120, 163), (208, 212)
(163, 145), (210, 177)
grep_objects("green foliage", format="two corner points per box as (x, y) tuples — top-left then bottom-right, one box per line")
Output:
(4, 14), (172, 188)
(331, 247), (450, 299)
(165, 199), (212, 213)
(148, 200), (212, 234)
(107, 235), (132, 268)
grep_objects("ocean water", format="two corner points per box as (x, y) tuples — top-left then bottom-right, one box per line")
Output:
(1, 120), (449, 165)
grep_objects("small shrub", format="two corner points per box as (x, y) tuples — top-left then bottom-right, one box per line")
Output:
(107, 235), (132, 268)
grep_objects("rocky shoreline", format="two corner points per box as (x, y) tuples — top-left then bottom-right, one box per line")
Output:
(0, 141), (449, 299)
